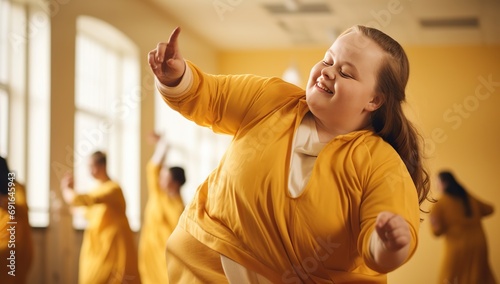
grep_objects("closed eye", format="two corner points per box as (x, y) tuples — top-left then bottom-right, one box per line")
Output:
(339, 69), (352, 78)
(322, 60), (333, 66)
(323, 60), (354, 79)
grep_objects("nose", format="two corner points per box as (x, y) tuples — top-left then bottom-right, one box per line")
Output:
(320, 65), (336, 80)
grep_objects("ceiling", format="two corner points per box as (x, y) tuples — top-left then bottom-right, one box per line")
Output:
(147, 0), (500, 50)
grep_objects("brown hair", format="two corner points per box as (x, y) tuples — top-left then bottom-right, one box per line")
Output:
(169, 166), (186, 186)
(438, 171), (472, 217)
(341, 25), (431, 209)
(91, 151), (107, 167)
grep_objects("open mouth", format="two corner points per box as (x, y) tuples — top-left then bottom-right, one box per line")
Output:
(316, 81), (333, 94)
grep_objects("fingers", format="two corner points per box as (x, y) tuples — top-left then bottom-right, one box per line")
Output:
(165, 26), (181, 60)
(148, 26), (185, 86)
(62, 172), (72, 183)
(147, 131), (161, 145)
(168, 27), (181, 44)
(154, 27), (181, 62)
(374, 211), (394, 241)
(60, 171), (75, 189)
(156, 42), (168, 63)
(148, 27), (184, 81)
(375, 212), (410, 250)
(148, 49), (162, 73)
(148, 27), (181, 68)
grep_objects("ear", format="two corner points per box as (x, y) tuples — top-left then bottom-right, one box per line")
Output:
(365, 94), (383, 112)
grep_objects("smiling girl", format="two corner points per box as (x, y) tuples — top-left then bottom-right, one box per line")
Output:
(148, 25), (430, 283)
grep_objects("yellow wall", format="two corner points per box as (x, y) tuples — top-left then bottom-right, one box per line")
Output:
(219, 45), (500, 283)
(218, 48), (321, 88)
(394, 45), (500, 283)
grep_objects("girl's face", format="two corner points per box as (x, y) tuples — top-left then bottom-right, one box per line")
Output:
(306, 31), (386, 135)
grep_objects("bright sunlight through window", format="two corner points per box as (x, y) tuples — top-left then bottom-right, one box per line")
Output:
(74, 16), (140, 231)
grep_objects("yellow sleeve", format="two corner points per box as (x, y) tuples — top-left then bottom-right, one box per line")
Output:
(355, 139), (420, 273)
(472, 195), (495, 217)
(72, 182), (121, 207)
(160, 61), (304, 136)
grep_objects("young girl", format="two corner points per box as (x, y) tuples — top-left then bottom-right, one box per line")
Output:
(148, 25), (430, 283)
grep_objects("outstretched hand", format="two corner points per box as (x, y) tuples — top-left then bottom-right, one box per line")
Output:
(148, 27), (186, 87)
(60, 172), (76, 204)
(369, 211), (411, 272)
(60, 172), (74, 190)
(147, 131), (161, 145)
(374, 211), (411, 251)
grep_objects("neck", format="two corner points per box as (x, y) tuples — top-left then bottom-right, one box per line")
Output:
(163, 184), (180, 197)
(313, 116), (345, 143)
(312, 115), (372, 143)
(167, 188), (180, 197)
(96, 174), (110, 183)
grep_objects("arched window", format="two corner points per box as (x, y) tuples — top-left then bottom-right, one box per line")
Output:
(0, 0), (51, 227)
(73, 16), (140, 231)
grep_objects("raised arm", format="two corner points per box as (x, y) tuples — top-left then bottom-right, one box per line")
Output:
(148, 27), (304, 136)
(60, 172), (76, 204)
(148, 27), (186, 87)
(148, 132), (170, 166)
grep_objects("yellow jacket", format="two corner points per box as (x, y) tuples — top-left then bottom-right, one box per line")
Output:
(162, 61), (420, 283)
(72, 180), (140, 284)
(0, 182), (34, 284)
(138, 162), (184, 284)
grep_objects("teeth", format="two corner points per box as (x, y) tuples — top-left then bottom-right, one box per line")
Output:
(317, 82), (332, 94)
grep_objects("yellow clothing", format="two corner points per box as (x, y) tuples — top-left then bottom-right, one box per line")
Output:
(167, 226), (229, 284)
(161, 61), (420, 283)
(139, 162), (184, 284)
(72, 180), (140, 284)
(430, 194), (497, 284)
(0, 182), (34, 284)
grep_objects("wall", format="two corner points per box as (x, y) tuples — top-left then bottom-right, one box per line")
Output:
(219, 45), (500, 283)
(393, 45), (500, 283)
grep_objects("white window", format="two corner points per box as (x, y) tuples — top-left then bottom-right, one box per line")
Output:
(154, 90), (232, 204)
(0, 0), (8, 158)
(0, 0), (51, 227)
(74, 16), (140, 231)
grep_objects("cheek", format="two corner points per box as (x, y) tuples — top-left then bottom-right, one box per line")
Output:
(305, 67), (322, 102)
(337, 84), (371, 105)
(307, 64), (322, 86)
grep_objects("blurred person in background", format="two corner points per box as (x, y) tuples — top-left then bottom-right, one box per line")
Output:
(0, 156), (34, 284)
(60, 151), (140, 284)
(430, 170), (497, 284)
(138, 132), (185, 284)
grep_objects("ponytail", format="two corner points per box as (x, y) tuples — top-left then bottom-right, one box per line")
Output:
(344, 25), (431, 210)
